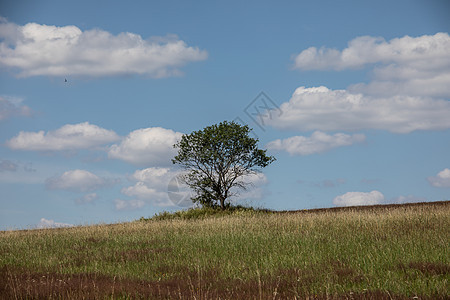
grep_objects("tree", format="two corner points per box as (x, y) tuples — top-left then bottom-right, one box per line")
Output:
(172, 121), (275, 210)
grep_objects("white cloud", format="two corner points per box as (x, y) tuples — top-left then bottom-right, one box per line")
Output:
(334, 191), (429, 207)
(232, 172), (269, 201)
(7, 122), (119, 151)
(46, 169), (117, 192)
(120, 167), (180, 208)
(270, 86), (450, 133)
(108, 127), (183, 166)
(293, 33), (450, 100)
(0, 96), (32, 121)
(286, 33), (450, 134)
(349, 66), (450, 99)
(114, 199), (145, 211)
(267, 131), (365, 155)
(75, 192), (99, 204)
(122, 182), (169, 204)
(0, 18), (207, 78)
(131, 166), (173, 184)
(36, 218), (73, 229)
(294, 33), (450, 72)
(427, 168), (450, 188)
(333, 190), (385, 206)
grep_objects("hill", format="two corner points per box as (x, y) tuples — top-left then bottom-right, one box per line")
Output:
(1, 201), (449, 299)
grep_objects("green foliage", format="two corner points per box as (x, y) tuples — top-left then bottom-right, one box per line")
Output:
(143, 205), (272, 221)
(172, 121), (275, 209)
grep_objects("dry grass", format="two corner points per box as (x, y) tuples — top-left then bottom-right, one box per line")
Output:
(1, 201), (449, 299)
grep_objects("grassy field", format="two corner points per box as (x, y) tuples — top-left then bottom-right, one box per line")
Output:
(1, 201), (449, 299)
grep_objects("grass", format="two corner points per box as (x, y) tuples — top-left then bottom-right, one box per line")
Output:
(145, 204), (272, 221)
(0, 201), (449, 299)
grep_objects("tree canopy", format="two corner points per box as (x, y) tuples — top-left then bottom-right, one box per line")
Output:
(172, 121), (275, 209)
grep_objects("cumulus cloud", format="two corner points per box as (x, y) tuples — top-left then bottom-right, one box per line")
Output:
(285, 33), (450, 133)
(294, 33), (450, 99)
(350, 66), (450, 99)
(37, 218), (73, 229)
(333, 190), (385, 206)
(334, 192), (428, 207)
(75, 193), (99, 204)
(108, 127), (183, 166)
(0, 18), (207, 78)
(7, 122), (119, 151)
(0, 96), (32, 121)
(294, 33), (450, 72)
(119, 167), (181, 209)
(131, 167), (176, 187)
(269, 86), (450, 133)
(46, 169), (118, 192)
(232, 172), (269, 201)
(427, 168), (450, 188)
(121, 182), (169, 204)
(267, 131), (365, 155)
(114, 199), (146, 211)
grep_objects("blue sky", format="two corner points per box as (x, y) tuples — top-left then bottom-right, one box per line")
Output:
(1, 0), (449, 229)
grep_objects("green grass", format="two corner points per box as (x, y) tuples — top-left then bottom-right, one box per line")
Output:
(1, 202), (449, 299)
(144, 204), (270, 221)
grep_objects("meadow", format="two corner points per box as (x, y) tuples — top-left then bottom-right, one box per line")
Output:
(0, 201), (448, 299)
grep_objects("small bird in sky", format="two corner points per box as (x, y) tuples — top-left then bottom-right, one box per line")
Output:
(64, 78), (68, 82)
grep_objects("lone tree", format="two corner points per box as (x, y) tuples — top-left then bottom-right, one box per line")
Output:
(172, 121), (275, 210)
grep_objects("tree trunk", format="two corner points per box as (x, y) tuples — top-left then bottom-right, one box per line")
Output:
(219, 195), (225, 210)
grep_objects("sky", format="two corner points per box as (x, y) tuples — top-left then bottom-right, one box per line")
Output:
(0, 0), (449, 230)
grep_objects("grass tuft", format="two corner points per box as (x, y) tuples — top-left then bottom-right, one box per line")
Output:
(143, 204), (272, 221)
